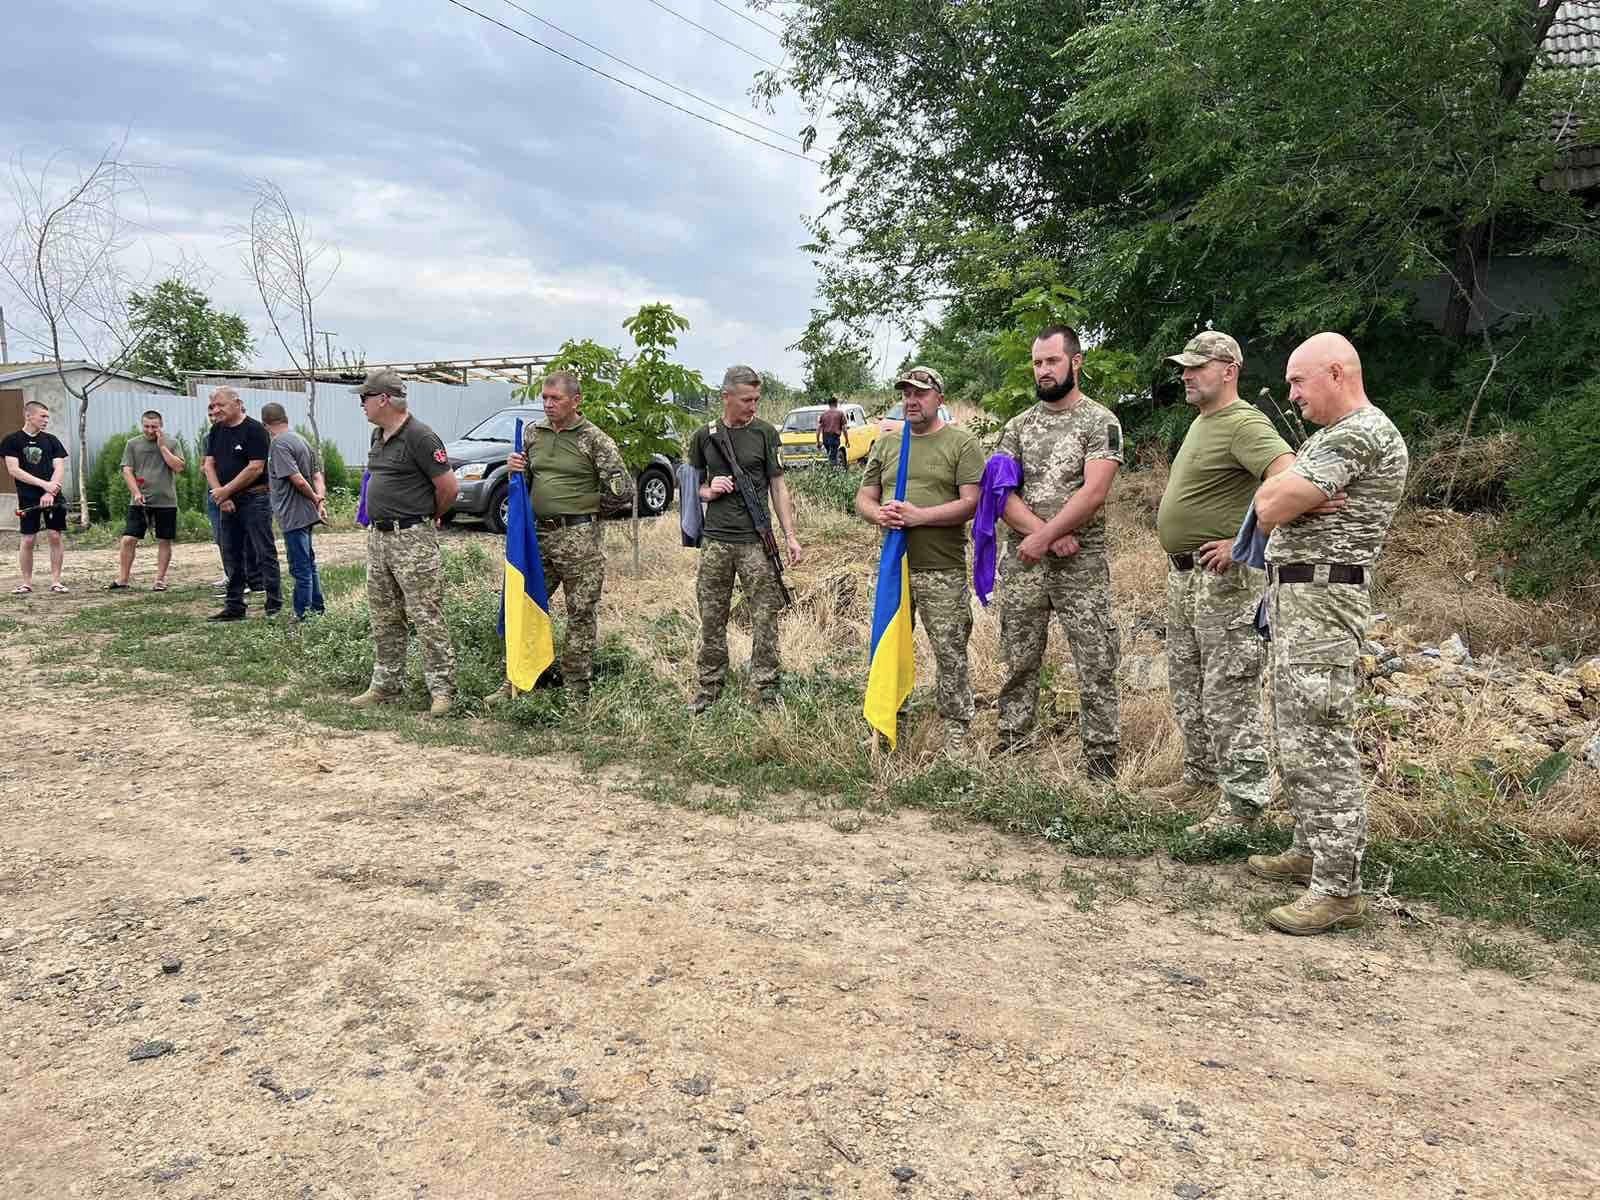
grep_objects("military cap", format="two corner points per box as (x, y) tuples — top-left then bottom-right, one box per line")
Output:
(894, 365), (945, 393)
(355, 367), (407, 398)
(1167, 331), (1243, 368)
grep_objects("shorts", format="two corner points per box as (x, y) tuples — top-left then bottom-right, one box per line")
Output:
(124, 504), (178, 540)
(19, 502), (67, 535)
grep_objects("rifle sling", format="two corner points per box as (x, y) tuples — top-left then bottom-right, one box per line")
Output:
(710, 422), (774, 537)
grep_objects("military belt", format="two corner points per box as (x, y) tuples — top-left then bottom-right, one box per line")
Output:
(1267, 562), (1365, 585)
(370, 516), (427, 532)
(536, 513), (596, 531)
(1168, 552), (1196, 572)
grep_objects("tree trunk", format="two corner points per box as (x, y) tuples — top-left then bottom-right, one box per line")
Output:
(1441, 221), (1494, 343)
(75, 385), (90, 527)
(632, 486), (642, 576)
(306, 376), (323, 470)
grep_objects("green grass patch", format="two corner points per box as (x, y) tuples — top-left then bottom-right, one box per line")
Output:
(38, 546), (1600, 950)
(1456, 933), (1541, 981)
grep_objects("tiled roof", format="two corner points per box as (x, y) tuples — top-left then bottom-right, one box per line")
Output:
(1545, 1), (1600, 71)
(1543, 3), (1600, 190)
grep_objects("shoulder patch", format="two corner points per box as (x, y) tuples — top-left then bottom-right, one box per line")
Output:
(433, 448), (448, 464)
(1106, 423), (1122, 453)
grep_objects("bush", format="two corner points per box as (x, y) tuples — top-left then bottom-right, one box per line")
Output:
(786, 463), (863, 515)
(320, 439), (351, 494)
(1499, 380), (1600, 597)
(296, 425), (351, 493)
(88, 432), (136, 523)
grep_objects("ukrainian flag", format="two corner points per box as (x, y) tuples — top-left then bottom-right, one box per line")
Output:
(503, 419), (555, 691)
(863, 429), (916, 747)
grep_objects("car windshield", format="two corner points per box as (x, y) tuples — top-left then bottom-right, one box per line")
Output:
(883, 403), (951, 422)
(783, 410), (822, 432)
(460, 408), (542, 442)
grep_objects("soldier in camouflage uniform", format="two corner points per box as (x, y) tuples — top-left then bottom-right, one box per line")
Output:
(349, 368), (460, 717)
(1157, 332), (1294, 831)
(493, 370), (631, 702)
(1249, 332), (1409, 936)
(855, 367), (984, 752)
(688, 366), (803, 711)
(993, 325), (1124, 778)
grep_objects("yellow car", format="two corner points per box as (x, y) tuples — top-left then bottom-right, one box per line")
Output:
(777, 403), (877, 468)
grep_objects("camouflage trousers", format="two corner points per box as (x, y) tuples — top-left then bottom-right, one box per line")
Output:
(1166, 562), (1270, 813)
(367, 523), (456, 699)
(1267, 578), (1371, 897)
(997, 550), (1120, 755)
(909, 568), (974, 725)
(696, 539), (783, 694)
(540, 523), (605, 691)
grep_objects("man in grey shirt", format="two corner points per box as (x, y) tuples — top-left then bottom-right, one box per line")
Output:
(261, 402), (326, 619)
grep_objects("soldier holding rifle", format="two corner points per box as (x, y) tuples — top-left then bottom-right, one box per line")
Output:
(688, 365), (802, 712)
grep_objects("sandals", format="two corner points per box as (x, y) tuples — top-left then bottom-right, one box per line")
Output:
(152, 579), (169, 592)
(49, 583), (68, 594)
(106, 581), (131, 591)
(11, 584), (31, 594)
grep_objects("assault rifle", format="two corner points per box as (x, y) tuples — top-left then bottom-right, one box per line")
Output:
(710, 422), (794, 609)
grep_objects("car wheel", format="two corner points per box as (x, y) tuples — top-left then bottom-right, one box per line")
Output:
(637, 466), (672, 518)
(484, 480), (509, 535)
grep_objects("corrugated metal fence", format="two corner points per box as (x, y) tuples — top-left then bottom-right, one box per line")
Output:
(83, 379), (520, 480)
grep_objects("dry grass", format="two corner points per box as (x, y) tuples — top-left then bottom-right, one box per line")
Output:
(589, 466), (1599, 847)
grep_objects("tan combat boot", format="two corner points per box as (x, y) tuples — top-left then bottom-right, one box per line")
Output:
(350, 688), (399, 709)
(1246, 850), (1314, 884)
(428, 694), (453, 718)
(1266, 891), (1368, 936)
(485, 681), (516, 707)
(1186, 806), (1260, 838)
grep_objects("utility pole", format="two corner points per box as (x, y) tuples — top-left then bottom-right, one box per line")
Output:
(0, 304), (8, 362)
(318, 330), (338, 373)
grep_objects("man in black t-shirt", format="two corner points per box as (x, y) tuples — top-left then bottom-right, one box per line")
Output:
(686, 365), (802, 712)
(202, 386), (282, 620)
(2, 400), (71, 593)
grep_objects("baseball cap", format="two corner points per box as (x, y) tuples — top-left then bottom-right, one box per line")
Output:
(894, 365), (945, 393)
(1167, 331), (1243, 368)
(355, 367), (407, 398)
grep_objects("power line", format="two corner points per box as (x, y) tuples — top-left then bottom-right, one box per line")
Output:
(442, 0), (811, 161)
(706, 0), (784, 40)
(640, 0), (783, 68)
(493, 0), (798, 143)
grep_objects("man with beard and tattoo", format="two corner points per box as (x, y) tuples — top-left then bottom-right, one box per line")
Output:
(991, 325), (1124, 777)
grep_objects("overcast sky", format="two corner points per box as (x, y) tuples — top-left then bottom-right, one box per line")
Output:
(1, 0), (908, 384)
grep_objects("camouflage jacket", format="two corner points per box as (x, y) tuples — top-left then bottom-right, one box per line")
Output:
(525, 417), (631, 516)
(994, 396), (1124, 553)
(1266, 404), (1408, 567)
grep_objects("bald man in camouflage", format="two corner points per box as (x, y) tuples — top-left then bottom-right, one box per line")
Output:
(1249, 332), (1409, 936)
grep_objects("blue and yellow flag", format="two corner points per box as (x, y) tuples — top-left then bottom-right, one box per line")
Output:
(503, 419), (555, 690)
(863, 429), (916, 747)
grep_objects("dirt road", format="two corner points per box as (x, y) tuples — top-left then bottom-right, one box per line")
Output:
(1, 543), (1597, 1199)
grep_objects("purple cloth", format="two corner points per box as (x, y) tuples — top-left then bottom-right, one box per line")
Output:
(973, 453), (1023, 606)
(356, 469), (371, 527)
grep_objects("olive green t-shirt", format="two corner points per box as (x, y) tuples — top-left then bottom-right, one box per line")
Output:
(862, 424), (985, 571)
(689, 419), (783, 545)
(120, 436), (179, 508)
(527, 417), (630, 517)
(366, 415), (450, 521)
(1156, 400), (1292, 554)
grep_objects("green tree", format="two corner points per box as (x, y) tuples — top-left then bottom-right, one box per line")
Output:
(798, 332), (874, 401)
(125, 278), (253, 384)
(527, 303), (705, 572)
(763, 1), (1597, 372)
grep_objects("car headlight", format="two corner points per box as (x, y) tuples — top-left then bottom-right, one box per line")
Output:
(455, 463), (487, 481)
